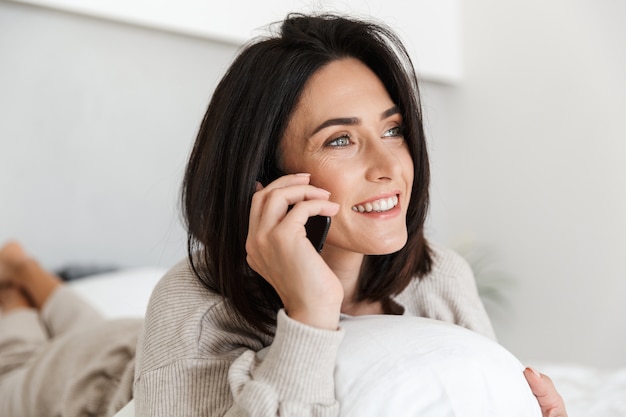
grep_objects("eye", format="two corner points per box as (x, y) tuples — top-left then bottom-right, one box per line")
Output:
(382, 125), (404, 138)
(327, 134), (352, 147)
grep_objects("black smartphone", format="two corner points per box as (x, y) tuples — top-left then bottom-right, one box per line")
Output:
(258, 170), (330, 253)
(304, 215), (331, 253)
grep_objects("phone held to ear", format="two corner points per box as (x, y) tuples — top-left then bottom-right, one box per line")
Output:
(257, 172), (330, 253)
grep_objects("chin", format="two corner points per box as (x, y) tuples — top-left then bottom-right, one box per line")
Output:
(364, 236), (408, 256)
(325, 228), (408, 256)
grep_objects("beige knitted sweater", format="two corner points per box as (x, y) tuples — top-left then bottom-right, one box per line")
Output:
(134, 245), (494, 417)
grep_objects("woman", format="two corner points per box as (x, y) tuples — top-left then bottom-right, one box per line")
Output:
(134, 13), (565, 417)
(0, 13), (566, 417)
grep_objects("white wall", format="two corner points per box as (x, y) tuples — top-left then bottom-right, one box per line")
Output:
(1, 0), (625, 367)
(0, 1), (238, 269)
(427, 0), (626, 367)
(11, 0), (463, 83)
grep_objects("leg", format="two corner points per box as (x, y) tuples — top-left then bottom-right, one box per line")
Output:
(0, 241), (103, 337)
(0, 294), (46, 376)
(0, 241), (61, 311)
(0, 313), (141, 417)
(0, 244), (53, 382)
(0, 294), (48, 416)
(0, 242), (34, 315)
(0, 242), (137, 416)
(0, 246), (47, 377)
(0, 285), (31, 313)
(0, 313), (49, 417)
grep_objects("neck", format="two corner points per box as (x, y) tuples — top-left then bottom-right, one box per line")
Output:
(321, 245), (384, 316)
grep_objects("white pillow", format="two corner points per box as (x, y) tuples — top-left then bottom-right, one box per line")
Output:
(335, 315), (542, 417)
(69, 267), (165, 318)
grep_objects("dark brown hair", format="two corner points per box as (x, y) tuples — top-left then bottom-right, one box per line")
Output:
(182, 13), (432, 334)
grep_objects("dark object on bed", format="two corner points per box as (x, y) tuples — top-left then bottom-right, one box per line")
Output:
(55, 264), (119, 281)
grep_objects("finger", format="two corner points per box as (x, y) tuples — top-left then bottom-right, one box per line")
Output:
(252, 174), (333, 228)
(249, 173), (312, 229)
(284, 199), (340, 226)
(250, 186), (333, 242)
(258, 172), (312, 193)
(524, 367), (567, 417)
(246, 199), (339, 270)
(247, 176), (337, 263)
(258, 199), (339, 249)
(261, 185), (332, 220)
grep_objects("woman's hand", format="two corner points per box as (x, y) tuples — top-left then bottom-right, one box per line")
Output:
(524, 367), (568, 417)
(246, 173), (342, 330)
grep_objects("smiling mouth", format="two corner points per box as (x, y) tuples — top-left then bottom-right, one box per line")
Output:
(352, 195), (399, 213)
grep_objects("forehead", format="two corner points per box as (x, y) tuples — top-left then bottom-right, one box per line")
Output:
(287, 58), (396, 133)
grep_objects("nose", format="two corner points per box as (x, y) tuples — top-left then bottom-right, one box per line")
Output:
(364, 138), (404, 182)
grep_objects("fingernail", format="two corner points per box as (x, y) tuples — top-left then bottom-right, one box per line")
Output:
(295, 173), (311, 177)
(527, 367), (542, 378)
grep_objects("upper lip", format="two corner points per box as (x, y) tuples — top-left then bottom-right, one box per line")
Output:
(353, 191), (400, 207)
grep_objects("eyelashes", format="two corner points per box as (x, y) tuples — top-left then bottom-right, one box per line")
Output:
(327, 134), (351, 147)
(325, 125), (405, 148)
(382, 126), (404, 138)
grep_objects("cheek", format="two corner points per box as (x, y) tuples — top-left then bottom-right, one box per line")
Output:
(306, 158), (342, 188)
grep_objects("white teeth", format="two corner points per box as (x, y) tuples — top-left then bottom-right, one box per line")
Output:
(352, 196), (398, 213)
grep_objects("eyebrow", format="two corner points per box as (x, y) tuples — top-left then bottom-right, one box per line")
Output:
(310, 106), (400, 136)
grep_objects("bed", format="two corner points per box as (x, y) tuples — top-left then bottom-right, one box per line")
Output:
(523, 360), (626, 417)
(69, 268), (626, 417)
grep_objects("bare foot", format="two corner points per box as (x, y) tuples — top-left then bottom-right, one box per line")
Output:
(0, 240), (30, 285)
(0, 241), (62, 310)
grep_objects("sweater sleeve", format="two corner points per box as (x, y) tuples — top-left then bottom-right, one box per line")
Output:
(134, 259), (344, 417)
(228, 310), (344, 416)
(135, 310), (343, 417)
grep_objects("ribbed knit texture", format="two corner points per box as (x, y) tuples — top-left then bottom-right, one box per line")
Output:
(134, 244), (494, 416)
(394, 243), (496, 340)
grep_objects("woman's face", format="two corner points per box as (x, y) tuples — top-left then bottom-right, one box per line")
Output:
(280, 58), (414, 258)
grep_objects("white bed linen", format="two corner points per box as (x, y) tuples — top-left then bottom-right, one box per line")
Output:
(69, 267), (165, 318)
(525, 360), (626, 417)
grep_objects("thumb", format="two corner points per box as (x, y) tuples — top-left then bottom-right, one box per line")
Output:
(524, 367), (567, 417)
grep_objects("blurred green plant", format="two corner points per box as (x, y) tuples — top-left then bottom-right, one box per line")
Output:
(453, 240), (516, 321)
